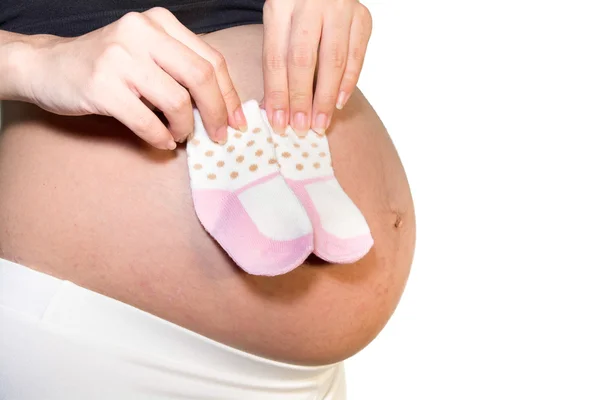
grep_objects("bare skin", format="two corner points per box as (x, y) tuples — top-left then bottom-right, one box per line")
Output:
(0, 24), (415, 365)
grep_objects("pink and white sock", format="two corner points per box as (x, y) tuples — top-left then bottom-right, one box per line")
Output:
(186, 100), (313, 276)
(262, 113), (374, 263)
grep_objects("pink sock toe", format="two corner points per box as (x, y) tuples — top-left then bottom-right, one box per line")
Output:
(286, 179), (374, 264)
(192, 181), (313, 276)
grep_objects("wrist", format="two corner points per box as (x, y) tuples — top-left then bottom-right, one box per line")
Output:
(0, 33), (56, 101)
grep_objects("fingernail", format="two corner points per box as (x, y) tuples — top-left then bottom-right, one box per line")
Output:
(216, 125), (228, 145)
(234, 106), (248, 132)
(166, 140), (177, 150)
(294, 112), (308, 136)
(313, 113), (328, 135)
(336, 91), (349, 110)
(273, 109), (286, 133)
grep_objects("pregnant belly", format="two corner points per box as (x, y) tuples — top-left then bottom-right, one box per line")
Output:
(0, 25), (415, 365)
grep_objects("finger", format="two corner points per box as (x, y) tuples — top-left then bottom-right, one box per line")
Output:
(144, 7), (247, 132)
(337, 4), (372, 110)
(148, 32), (229, 144)
(287, 6), (323, 136)
(129, 64), (193, 143)
(262, 0), (293, 134)
(312, 8), (353, 135)
(105, 86), (176, 150)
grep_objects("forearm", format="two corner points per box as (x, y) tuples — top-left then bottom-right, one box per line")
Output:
(0, 30), (50, 101)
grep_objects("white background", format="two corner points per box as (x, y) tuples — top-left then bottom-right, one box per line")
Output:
(345, 0), (600, 399)
(1, 1), (598, 399)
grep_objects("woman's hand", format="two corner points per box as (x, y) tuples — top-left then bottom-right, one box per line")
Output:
(262, 0), (372, 136)
(18, 8), (246, 149)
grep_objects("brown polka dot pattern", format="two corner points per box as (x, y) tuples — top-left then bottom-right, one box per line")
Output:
(266, 128), (335, 180)
(190, 114), (289, 187)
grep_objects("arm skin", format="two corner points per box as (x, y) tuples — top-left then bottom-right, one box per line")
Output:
(0, 8), (247, 149)
(0, 31), (41, 101)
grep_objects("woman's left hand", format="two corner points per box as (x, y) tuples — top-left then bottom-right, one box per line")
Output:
(262, 0), (372, 136)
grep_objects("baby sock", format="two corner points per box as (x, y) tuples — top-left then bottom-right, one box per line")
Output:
(262, 112), (374, 263)
(186, 100), (313, 276)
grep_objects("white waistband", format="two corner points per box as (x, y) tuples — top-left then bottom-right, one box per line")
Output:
(0, 257), (63, 318)
(0, 257), (346, 399)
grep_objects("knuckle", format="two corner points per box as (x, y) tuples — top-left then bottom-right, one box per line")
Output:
(343, 68), (360, 85)
(316, 91), (338, 106)
(262, 0), (282, 16)
(266, 90), (288, 107)
(101, 42), (128, 60)
(145, 6), (173, 20)
(331, 0), (345, 10)
(289, 44), (315, 69)
(341, 70), (359, 88)
(211, 51), (227, 74)
(93, 43), (128, 75)
(118, 11), (148, 30)
(349, 46), (364, 62)
(290, 91), (311, 104)
(327, 45), (347, 69)
(167, 89), (191, 113)
(221, 85), (238, 104)
(263, 0), (274, 14)
(357, 4), (373, 33)
(264, 52), (286, 72)
(190, 60), (215, 85)
(263, 0), (275, 10)
(134, 114), (157, 136)
(357, 3), (372, 24)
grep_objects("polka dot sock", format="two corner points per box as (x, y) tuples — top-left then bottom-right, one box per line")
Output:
(186, 100), (313, 276)
(262, 111), (374, 263)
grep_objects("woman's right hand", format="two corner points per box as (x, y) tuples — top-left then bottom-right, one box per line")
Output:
(18, 7), (246, 149)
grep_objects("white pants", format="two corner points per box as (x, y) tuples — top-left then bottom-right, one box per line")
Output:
(0, 258), (346, 399)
